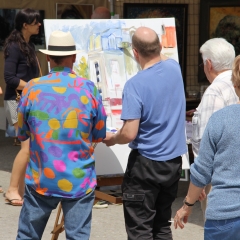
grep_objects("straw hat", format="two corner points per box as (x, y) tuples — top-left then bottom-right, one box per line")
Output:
(39, 30), (81, 56)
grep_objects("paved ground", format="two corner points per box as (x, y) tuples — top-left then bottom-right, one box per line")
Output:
(0, 130), (204, 239)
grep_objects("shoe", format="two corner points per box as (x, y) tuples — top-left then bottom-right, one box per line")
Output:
(93, 200), (108, 209)
(13, 137), (21, 146)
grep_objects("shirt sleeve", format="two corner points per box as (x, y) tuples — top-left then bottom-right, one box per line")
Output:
(92, 86), (107, 143)
(190, 118), (215, 187)
(4, 44), (21, 89)
(17, 83), (32, 141)
(121, 82), (142, 120)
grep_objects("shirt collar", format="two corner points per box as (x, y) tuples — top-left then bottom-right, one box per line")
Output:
(50, 67), (75, 74)
(214, 70), (232, 82)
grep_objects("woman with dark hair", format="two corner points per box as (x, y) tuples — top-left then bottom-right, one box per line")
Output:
(4, 8), (41, 206)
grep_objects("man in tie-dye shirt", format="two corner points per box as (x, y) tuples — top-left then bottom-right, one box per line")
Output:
(16, 31), (106, 240)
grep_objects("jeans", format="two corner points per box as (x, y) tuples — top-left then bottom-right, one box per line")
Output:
(205, 217), (240, 240)
(17, 185), (94, 240)
(122, 149), (182, 240)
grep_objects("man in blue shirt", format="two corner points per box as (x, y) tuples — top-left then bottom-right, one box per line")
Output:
(103, 27), (186, 240)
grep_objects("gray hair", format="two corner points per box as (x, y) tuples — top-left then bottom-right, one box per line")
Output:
(200, 38), (235, 72)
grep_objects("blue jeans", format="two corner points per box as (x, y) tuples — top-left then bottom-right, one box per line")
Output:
(16, 185), (94, 240)
(205, 217), (240, 240)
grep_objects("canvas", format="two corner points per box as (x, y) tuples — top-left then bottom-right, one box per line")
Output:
(199, 0), (240, 82)
(44, 18), (179, 129)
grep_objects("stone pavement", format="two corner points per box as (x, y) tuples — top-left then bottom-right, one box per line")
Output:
(0, 130), (204, 239)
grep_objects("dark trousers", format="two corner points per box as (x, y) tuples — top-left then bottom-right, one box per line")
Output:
(122, 149), (182, 240)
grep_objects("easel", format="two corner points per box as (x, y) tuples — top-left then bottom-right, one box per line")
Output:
(51, 175), (123, 240)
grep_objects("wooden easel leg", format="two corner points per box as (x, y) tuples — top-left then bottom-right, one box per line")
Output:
(51, 203), (65, 240)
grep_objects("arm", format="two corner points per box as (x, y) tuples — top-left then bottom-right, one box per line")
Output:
(103, 119), (140, 146)
(174, 182), (203, 229)
(103, 81), (141, 146)
(4, 44), (27, 90)
(17, 82), (32, 141)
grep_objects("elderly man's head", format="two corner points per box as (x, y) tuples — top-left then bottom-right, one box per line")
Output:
(200, 38), (235, 82)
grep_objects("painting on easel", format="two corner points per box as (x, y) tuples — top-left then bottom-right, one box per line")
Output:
(44, 18), (179, 130)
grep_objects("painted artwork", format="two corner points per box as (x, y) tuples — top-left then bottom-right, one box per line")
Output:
(44, 18), (179, 129)
(123, 3), (188, 81)
(210, 7), (240, 56)
(56, 4), (94, 19)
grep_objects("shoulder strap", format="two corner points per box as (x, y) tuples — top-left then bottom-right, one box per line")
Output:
(36, 56), (42, 77)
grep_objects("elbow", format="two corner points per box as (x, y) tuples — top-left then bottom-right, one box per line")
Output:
(122, 132), (136, 143)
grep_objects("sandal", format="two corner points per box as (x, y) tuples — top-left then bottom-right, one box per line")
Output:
(13, 137), (21, 146)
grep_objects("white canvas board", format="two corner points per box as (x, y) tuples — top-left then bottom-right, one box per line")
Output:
(94, 143), (189, 176)
(43, 19), (189, 176)
(43, 18), (179, 129)
(94, 143), (131, 175)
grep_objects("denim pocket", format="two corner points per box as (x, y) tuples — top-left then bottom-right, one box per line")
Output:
(212, 219), (235, 231)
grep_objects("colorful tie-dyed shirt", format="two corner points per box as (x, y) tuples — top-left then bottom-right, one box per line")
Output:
(18, 67), (107, 198)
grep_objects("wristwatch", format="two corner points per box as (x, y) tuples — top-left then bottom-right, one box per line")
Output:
(183, 198), (195, 206)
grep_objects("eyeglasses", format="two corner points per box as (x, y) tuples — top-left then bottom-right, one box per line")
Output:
(199, 63), (204, 68)
(29, 21), (40, 26)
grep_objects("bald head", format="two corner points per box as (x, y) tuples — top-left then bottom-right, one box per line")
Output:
(91, 7), (111, 19)
(132, 27), (161, 58)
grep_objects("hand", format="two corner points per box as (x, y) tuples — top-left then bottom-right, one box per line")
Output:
(174, 204), (193, 229)
(198, 188), (206, 202)
(102, 132), (116, 147)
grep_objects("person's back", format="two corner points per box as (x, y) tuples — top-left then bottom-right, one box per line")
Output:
(191, 104), (240, 220)
(194, 70), (238, 148)
(192, 38), (238, 157)
(123, 58), (186, 160)
(191, 38), (238, 221)
(16, 31), (106, 240)
(103, 27), (187, 240)
(19, 68), (104, 197)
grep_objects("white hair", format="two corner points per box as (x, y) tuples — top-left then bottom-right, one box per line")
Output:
(200, 38), (235, 72)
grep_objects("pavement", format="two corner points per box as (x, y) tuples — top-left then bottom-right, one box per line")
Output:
(0, 130), (204, 240)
